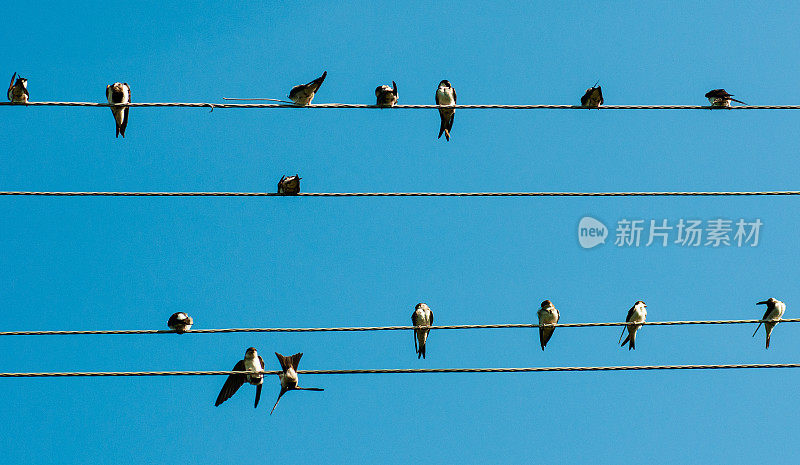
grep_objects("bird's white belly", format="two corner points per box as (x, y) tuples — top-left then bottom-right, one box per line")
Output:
(437, 90), (454, 105)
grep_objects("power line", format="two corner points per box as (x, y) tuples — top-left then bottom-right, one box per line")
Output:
(1, 190), (799, 197)
(3, 102), (800, 110)
(1, 319), (796, 336)
(3, 363), (800, 377)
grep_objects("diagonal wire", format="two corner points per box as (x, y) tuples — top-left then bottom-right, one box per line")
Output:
(0, 319), (797, 336)
(2, 363), (800, 377)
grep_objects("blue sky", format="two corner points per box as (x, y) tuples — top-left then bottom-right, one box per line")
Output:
(2, 1), (800, 463)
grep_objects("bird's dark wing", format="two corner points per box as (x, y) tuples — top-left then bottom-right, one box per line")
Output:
(625, 305), (636, 322)
(288, 84), (303, 99)
(296, 387), (324, 391)
(411, 311), (420, 326)
(8, 73), (16, 95)
(291, 352), (303, 371)
(761, 307), (773, 320)
(119, 84), (130, 137)
(435, 90), (441, 105)
(254, 384), (262, 408)
(453, 88), (457, 105)
(392, 81), (397, 96)
(429, 310), (433, 326)
(730, 98), (747, 105)
(215, 360), (246, 406)
(597, 86), (603, 105)
(275, 352), (291, 371)
(258, 355), (265, 370)
(270, 387), (288, 415)
(580, 89), (591, 106)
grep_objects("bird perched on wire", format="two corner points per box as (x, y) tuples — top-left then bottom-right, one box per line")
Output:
(277, 175), (301, 195)
(753, 298), (786, 349)
(106, 82), (131, 138)
(412, 303), (434, 359)
(580, 83), (603, 108)
(705, 89), (746, 107)
(167, 312), (193, 334)
(215, 347), (266, 408)
(375, 81), (398, 107)
(619, 301), (647, 350)
(288, 71), (327, 106)
(537, 300), (560, 350)
(435, 80), (456, 140)
(7, 73), (28, 104)
(270, 352), (324, 415)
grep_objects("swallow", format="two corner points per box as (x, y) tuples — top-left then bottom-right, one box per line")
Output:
(167, 312), (193, 334)
(580, 83), (603, 108)
(753, 298), (786, 349)
(270, 352), (324, 415)
(705, 89), (746, 107)
(288, 71), (327, 106)
(537, 300), (560, 350)
(215, 347), (265, 408)
(619, 301), (647, 350)
(375, 81), (398, 107)
(7, 73), (28, 104)
(411, 302), (434, 359)
(106, 82), (131, 138)
(277, 174), (301, 194)
(435, 80), (456, 140)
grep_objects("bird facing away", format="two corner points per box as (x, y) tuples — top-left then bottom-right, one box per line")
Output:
(215, 347), (265, 408)
(288, 71), (327, 105)
(435, 80), (456, 140)
(537, 300), (560, 350)
(105, 82), (131, 138)
(277, 175), (301, 194)
(7, 73), (28, 103)
(271, 352), (324, 415)
(580, 84), (603, 108)
(411, 303), (434, 359)
(753, 298), (786, 349)
(375, 81), (398, 107)
(705, 89), (746, 107)
(167, 312), (193, 334)
(619, 301), (647, 350)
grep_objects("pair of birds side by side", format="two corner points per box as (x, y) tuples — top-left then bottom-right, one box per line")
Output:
(535, 299), (647, 351)
(215, 348), (324, 414)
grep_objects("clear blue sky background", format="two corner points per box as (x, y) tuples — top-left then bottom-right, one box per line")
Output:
(1, 1), (799, 463)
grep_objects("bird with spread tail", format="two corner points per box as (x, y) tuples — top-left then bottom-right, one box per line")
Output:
(270, 352), (324, 415)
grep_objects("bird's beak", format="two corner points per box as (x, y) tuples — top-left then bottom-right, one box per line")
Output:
(757, 301), (768, 305)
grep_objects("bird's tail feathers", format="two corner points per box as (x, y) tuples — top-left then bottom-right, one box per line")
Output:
(618, 326), (627, 344)
(270, 388), (288, 415)
(254, 383), (262, 408)
(752, 322), (762, 337)
(296, 387), (324, 391)
(731, 98), (747, 105)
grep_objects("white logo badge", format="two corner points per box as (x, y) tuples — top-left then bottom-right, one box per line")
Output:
(578, 217), (608, 249)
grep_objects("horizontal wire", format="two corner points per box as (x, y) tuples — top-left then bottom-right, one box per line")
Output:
(1, 319), (796, 336)
(3, 363), (800, 377)
(1, 191), (799, 197)
(2, 102), (800, 110)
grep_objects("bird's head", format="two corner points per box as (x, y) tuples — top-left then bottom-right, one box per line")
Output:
(635, 300), (646, 307)
(245, 347), (258, 357)
(438, 80), (451, 88)
(540, 300), (553, 308)
(415, 303), (429, 311)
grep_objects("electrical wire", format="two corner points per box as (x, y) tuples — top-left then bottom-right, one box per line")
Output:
(3, 363), (800, 377)
(1, 319), (796, 336)
(3, 102), (800, 110)
(1, 190), (799, 197)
